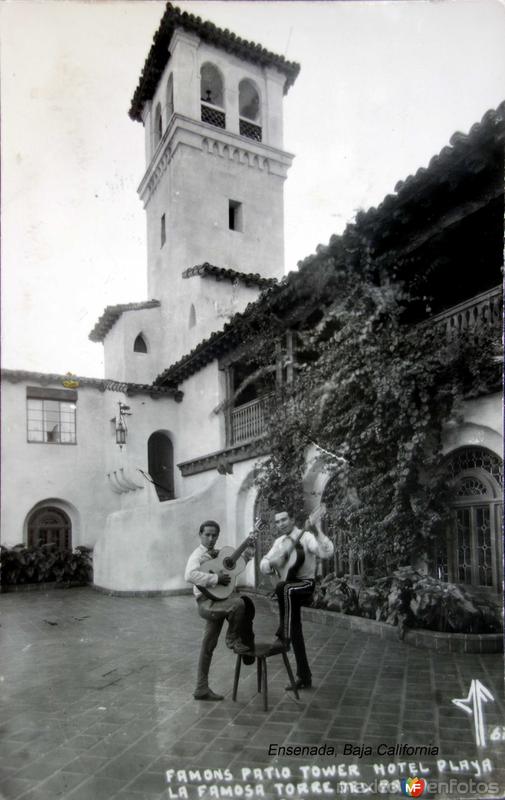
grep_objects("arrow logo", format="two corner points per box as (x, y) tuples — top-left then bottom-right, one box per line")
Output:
(452, 679), (495, 747)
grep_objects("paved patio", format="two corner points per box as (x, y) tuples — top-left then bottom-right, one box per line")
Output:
(0, 587), (503, 800)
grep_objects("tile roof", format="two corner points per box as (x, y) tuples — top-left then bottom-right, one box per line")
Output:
(182, 262), (277, 288)
(129, 3), (300, 122)
(89, 301), (161, 343)
(153, 280), (285, 387)
(1, 369), (183, 401)
(153, 101), (505, 388)
(351, 100), (505, 247)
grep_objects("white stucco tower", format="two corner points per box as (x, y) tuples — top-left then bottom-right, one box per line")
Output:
(125, 4), (300, 368)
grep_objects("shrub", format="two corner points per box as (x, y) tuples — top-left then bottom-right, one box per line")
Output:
(312, 572), (359, 614)
(314, 566), (502, 635)
(0, 544), (93, 586)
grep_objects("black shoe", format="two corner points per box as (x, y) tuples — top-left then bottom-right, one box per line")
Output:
(286, 678), (312, 691)
(194, 689), (224, 701)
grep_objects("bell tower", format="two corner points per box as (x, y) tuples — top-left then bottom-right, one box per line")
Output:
(129, 4), (299, 364)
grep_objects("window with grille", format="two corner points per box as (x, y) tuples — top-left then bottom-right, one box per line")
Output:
(239, 79), (262, 142)
(435, 446), (503, 590)
(321, 476), (362, 578)
(26, 387), (77, 444)
(28, 506), (72, 550)
(200, 63), (225, 130)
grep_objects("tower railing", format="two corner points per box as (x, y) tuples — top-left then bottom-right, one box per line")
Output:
(239, 118), (262, 142)
(201, 102), (226, 130)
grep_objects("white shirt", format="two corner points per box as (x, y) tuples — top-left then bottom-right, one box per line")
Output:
(260, 527), (334, 580)
(185, 541), (254, 599)
(184, 544), (219, 599)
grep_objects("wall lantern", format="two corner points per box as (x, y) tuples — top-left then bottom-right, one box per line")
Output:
(116, 402), (132, 448)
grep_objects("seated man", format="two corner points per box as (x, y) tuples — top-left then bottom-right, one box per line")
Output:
(185, 519), (255, 701)
(260, 506), (333, 691)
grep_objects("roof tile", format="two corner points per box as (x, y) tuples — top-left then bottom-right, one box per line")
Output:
(129, 3), (300, 122)
(89, 300), (161, 343)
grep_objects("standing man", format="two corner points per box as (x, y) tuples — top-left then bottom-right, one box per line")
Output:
(185, 520), (255, 701)
(260, 506), (333, 691)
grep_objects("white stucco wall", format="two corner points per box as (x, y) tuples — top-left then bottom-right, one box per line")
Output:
(136, 28), (292, 366)
(145, 31), (287, 164)
(443, 392), (503, 457)
(102, 306), (164, 384)
(173, 361), (225, 467)
(93, 474), (228, 592)
(1, 379), (111, 548)
(142, 140), (286, 363)
(0, 375), (181, 549)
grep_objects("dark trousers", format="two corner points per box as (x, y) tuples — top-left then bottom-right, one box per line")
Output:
(195, 594), (255, 695)
(275, 578), (315, 684)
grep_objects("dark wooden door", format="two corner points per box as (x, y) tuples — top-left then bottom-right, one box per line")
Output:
(148, 432), (174, 501)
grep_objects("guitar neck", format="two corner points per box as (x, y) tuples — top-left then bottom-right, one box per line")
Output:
(230, 536), (253, 562)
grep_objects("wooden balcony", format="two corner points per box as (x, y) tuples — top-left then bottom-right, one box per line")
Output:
(230, 394), (272, 445)
(421, 286), (502, 340)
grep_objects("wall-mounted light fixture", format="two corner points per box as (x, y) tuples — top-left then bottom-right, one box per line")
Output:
(116, 402), (132, 448)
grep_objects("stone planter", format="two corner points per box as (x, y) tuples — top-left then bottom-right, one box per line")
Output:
(301, 605), (503, 654)
(1, 581), (89, 593)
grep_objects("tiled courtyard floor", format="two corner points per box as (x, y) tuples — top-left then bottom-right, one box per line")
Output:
(0, 587), (504, 800)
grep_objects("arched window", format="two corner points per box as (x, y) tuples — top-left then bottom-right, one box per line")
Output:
(133, 333), (148, 354)
(154, 102), (163, 147)
(239, 79), (262, 142)
(28, 506), (72, 551)
(434, 446), (503, 590)
(189, 304), (196, 329)
(147, 432), (174, 502)
(200, 63), (225, 129)
(166, 74), (174, 122)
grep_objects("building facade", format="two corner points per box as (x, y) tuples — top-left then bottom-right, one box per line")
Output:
(1, 4), (503, 597)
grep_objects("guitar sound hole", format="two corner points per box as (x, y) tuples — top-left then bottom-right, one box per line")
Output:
(223, 558), (235, 570)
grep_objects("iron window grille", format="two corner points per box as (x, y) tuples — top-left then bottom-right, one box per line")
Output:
(201, 103), (226, 129)
(239, 118), (262, 142)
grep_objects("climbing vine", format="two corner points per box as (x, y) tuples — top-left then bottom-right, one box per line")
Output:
(253, 269), (499, 574)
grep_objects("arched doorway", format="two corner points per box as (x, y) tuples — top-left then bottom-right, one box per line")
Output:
(27, 506), (72, 550)
(147, 432), (174, 501)
(435, 446), (503, 591)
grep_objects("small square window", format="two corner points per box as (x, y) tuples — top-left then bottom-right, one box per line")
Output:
(161, 213), (166, 247)
(229, 200), (243, 232)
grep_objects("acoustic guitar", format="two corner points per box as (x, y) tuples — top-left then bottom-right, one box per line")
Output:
(267, 503), (327, 582)
(197, 519), (265, 601)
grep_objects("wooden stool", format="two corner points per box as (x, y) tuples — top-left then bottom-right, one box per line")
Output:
(232, 641), (299, 711)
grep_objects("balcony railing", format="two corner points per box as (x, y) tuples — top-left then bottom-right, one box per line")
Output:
(239, 118), (262, 142)
(201, 103), (225, 130)
(231, 395), (272, 445)
(420, 286), (502, 340)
